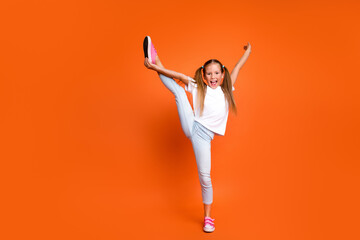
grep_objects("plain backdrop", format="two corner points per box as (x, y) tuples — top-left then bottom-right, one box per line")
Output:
(1, 0), (359, 239)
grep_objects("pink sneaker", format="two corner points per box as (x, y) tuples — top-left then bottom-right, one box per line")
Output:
(203, 217), (215, 233)
(143, 36), (157, 64)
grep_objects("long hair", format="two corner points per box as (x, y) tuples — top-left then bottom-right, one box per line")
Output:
(192, 59), (237, 115)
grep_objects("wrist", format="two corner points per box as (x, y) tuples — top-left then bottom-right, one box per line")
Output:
(151, 64), (159, 71)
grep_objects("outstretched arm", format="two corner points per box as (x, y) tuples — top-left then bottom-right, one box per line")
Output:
(144, 58), (189, 85)
(230, 42), (252, 86)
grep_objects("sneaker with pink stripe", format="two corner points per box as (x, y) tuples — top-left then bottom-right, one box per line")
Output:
(203, 216), (215, 233)
(143, 36), (157, 64)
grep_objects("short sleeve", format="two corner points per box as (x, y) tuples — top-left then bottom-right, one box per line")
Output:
(185, 76), (197, 93)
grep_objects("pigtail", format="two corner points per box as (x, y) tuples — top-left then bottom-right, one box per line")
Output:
(221, 66), (237, 114)
(193, 67), (207, 115)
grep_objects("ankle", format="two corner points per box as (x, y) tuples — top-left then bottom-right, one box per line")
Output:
(155, 56), (163, 68)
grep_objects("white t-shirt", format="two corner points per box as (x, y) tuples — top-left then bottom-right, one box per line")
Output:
(185, 76), (234, 136)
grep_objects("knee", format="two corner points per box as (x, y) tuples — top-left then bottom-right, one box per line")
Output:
(199, 171), (212, 188)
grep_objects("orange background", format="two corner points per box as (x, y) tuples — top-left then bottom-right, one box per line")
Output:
(1, 0), (359, 239)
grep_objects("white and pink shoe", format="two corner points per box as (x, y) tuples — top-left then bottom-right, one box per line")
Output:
(143, 36), (157, 64)
(203, 216), (215, 233)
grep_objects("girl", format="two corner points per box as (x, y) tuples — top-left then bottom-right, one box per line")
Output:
(143, 36), (251, 233)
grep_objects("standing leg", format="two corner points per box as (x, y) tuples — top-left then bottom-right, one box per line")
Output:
(191, 122), (214, 207)
(191, 122), (216, 232)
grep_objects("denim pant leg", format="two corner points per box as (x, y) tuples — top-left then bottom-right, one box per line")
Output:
(191, 122), (215, 204)
(159, 74), (194, 138)
(159, 74), (214, 204)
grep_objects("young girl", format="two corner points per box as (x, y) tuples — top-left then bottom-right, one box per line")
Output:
(143, 36), (251, 233)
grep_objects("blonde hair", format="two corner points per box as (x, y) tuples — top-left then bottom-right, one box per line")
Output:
(193, 59), (237, 115)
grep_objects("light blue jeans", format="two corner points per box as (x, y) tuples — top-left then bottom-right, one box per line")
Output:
(159, 74), (214, 204)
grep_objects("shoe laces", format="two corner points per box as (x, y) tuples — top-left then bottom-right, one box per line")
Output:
(204, 217), (215, 227)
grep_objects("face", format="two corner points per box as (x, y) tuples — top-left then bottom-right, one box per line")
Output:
(204, 63), (224, 89)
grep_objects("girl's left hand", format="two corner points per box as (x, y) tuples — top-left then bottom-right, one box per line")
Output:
(243, 42), (251, 52)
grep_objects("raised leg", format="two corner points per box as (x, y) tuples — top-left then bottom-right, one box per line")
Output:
(158, 73), (194, 138)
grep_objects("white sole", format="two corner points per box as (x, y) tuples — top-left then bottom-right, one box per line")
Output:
(203, 227), (215, 233)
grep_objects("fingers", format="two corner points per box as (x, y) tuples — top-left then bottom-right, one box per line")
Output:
(144, 58), (150, 68)
(144, 57), (154, 69)
(244, 42), (251, 51)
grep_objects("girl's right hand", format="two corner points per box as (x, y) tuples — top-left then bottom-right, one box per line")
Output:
(144, 58), (155, 70)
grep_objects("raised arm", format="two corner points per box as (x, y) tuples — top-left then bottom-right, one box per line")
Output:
(230, 42), (252, 86)
(144, 58), (189, 85)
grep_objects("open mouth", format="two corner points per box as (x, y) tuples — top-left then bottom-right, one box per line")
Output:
(210, 80), (218, 87)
